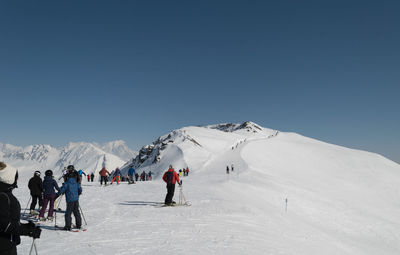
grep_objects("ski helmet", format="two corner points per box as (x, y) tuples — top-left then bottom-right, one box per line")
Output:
(45, 169), (53, 177)
(34, 170), (41, 176)
(67, 165), (75, 171)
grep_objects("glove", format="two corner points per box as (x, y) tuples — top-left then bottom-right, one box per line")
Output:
(179, 181), (182, 186)
(20, 222), (36, 237)
(20, 221), (41, 239)
(32, 226), (41, 239)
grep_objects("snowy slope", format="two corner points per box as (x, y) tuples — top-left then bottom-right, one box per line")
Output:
(120, 121), (278, 176)
(9, 122), (400, 255)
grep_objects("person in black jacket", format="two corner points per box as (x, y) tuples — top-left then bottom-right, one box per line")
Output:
(28, 171), (43, 215)
(0, 162), (41, 255)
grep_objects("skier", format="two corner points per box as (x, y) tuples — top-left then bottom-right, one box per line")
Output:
(162, 165), (181, 206)
(58, 167), (68, 182)
(111, 167), (121, 185)
(226, 166), (229, 174)
(87, 174), (90, 182)
(231, 164), (234, 172)
(90, 172), (95, 182)
(135, 173), (139, 182)
(28, 170), (43, 215)
(77, 169), (86, 184)
(55, 171), (82, 231)
(186, 167), (190, 176)
(67, 165), (80, 183)
(38, 170), (60, 221)
(0, 162), (42, 254)
(128, 166), (136, 184)
(148, 171), (153, 181)
(179, 169), (182, 177)
(99, 167), (110, 186)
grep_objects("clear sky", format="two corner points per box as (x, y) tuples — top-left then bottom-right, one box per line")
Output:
(0, 1), (399, 163)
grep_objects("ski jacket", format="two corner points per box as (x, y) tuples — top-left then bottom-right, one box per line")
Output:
(42, 176), (60, 196)
(28, 175), (43, 196)
(0, 182), (22, 251)
(78, 170), (86, 176)
(57, 178), (82, 203)
(99, 168), (110, 177)
(162, 168), (180, 185)
(113, 169), (121, 177)
(128, 167), (135, 176)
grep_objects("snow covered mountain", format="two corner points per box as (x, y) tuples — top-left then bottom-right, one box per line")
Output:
(10, 121), (400, 255)
(0, 141), (130, 179)
(8, 121), (400, 254)
(94, 140), (137, 161)
(120, 121), (279, 176)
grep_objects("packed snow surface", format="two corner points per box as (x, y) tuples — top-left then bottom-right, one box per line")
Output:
(9, 123), (400, 254)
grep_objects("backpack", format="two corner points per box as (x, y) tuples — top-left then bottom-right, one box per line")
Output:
(165, 171), (174, 184)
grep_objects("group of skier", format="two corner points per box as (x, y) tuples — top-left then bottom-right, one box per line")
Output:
(0, 160), (191, 254)
(0, 162), (85, 254)
(226, 164), (234, 174)
(98, 165), (156, 186)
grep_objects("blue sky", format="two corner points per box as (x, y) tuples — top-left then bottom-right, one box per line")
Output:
(0, 1), (399, 163)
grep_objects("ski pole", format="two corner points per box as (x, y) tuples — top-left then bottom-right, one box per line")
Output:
(285, 198), (288, 213)
(24, 196), (32, 215)
(29, 238), (38, 255)
(79, 204), (88, 226)
(178, 186), (182, 205)
(54, 195), (63, 227)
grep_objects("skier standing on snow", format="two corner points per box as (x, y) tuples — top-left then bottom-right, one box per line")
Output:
(77, 169), (86, 184)
(231, 164), (234, 172)
(186, 167), (190, 176)
(99, 167), (110, 186)
(128, 166), (136, 184)
(55, 171), (82, 231)
(38, 170), (60, 221)
(67, 165), (80, 183)
(111, 167), (121, 185)
(0, 162), (42, 254)
(28, 171), (43, 215)
(87, 174), (90, 182)
(90, 172), (95, 182)
(58, 167), (68, 182)
(148, 171), (153, 181)
(162, 165), (181, 206)
(226, 166), (229, 174)
(135, 173), (139, 182)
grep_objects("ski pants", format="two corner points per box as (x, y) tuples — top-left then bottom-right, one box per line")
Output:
(128, 174), (135, 183)
(39, 194), (56, 218)
(65, 201), (82, 228)
(111, 176), (120, 184)
(165, 184), (176, 204)
(30, 194), (43, 210)
(100, 176), (108, 185)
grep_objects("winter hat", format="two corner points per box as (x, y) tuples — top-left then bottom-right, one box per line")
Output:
(45, 169), (53, 177)
(0, 162), (17, 185)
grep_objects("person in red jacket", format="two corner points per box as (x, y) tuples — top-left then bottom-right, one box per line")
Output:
(99, 167), (111, 186)
(162, 165), (181, 206)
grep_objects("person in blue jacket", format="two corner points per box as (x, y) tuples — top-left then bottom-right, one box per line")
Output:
(56, 170), (82, 231)
(77, 169), (86, 184)
(127, 166), (136, 184)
